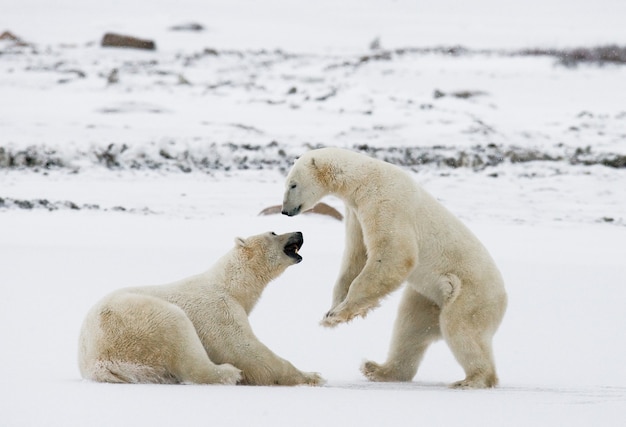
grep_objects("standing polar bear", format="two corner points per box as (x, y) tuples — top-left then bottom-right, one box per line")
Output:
(282, 147), (507, 388)
(78, 231), (324, 386)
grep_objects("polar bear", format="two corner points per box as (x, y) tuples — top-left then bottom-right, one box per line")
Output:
(78, 231), (324, 386)
(282, 148), (507, 388)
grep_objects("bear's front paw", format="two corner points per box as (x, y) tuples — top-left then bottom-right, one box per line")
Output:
(319, 313), (343, 328)
(302, 371), (326, 386)
(218, 363), (243, 385)
(320, 300), (379, 328)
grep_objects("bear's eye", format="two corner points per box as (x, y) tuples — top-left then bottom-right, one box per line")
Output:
(270, 232), (277, 236)
(290, 184), (297, 189)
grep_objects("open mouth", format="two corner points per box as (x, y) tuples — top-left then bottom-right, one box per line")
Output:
(283, 232), (304, 263)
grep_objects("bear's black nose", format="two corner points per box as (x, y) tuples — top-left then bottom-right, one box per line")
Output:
(282, 205), (302, 216)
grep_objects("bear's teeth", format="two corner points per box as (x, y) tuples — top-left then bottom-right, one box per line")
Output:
(294, 248), (299, 254)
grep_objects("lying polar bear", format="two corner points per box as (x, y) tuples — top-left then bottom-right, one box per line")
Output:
(78, 231), (324, 386)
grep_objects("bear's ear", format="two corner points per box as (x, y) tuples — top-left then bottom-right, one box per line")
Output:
(309, 156), (335, 186)
(235, 237), (247, 247)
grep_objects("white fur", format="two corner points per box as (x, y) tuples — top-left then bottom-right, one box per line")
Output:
(282, 148), (507, 388)
(78, 231), (324, 386)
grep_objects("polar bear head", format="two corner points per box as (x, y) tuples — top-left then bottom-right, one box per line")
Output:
(232, 231), (304, 289)
(281, 149), (337, 216)
(235, 231), (304, 270)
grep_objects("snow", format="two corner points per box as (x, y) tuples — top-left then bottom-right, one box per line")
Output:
(1, 1), (626, 426)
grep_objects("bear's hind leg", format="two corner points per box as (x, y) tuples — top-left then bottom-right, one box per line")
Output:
(166, 310), (242, 385)
(361, 287), (441, 382)
(445, 332), (498, 389)
(440, 289), (505, 389)
(171, 338), (241, 385)
(86, 294), (242, 385)
(176, 356), (242, 385)
(173, 334), (241, 385)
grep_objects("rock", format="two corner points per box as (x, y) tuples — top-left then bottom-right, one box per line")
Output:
(106, 68), (119, 84)
(177, 74), (191, 85)
(433, 89), (487, 99)
(369, 37), (381, 51)
(0, 30), (29, 47)
(0, 30), (20, 41)
(169, 22), (205, 32)
(101, 33), (156, 50)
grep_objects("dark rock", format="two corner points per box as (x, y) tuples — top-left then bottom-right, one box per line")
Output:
(15, 199), (33, 209)
(314, 88), (337, 102)
(369, 37), (381, 51)
(433, 89), (445, 99)
(101, 33), (156, 50)
(0, 30), (21, 41)
(434, 89), (487, 99)
(169, 22), (205, 32)
(106, 68), (119, 84)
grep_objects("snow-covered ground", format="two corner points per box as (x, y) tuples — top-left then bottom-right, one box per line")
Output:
(1, 1), (625, 426)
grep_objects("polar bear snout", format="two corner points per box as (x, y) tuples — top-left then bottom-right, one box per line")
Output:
(281, 204), (302, 217)
(283, 232), (304, 263)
